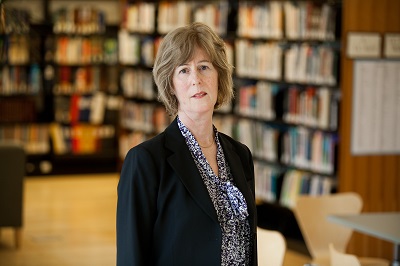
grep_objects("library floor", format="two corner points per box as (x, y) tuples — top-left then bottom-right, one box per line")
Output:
(0, 173), (311, 266)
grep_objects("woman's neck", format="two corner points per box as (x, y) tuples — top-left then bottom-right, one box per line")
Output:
(178, 112), (214, 146)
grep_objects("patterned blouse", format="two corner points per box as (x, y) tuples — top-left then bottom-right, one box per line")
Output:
(177, 117), (251, 266)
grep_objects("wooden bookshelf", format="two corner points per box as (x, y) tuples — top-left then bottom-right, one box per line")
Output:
(46, 5), (121, 174)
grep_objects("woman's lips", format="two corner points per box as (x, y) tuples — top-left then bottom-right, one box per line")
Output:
(192, 92), (207, 98)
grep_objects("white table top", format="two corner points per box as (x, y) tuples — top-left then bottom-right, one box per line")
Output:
(328, 212), (400, 245)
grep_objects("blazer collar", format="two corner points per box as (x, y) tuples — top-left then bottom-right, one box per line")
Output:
(164, 117), (256, 229)
(165, 117), (219, 223)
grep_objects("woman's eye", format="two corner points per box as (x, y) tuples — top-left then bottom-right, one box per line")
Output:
(179, 68), (188, 74)
(199, 65), (209, 71)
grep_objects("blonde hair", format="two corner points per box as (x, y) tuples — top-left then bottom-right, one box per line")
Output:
(153, 22), (234, 116)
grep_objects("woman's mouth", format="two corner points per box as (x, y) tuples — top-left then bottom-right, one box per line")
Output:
(192, 92), (207, 98)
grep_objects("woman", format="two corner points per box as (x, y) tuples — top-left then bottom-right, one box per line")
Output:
(117, 22), (257, 266)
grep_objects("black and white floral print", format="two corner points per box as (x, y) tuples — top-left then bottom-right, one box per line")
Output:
(177, 117), (251, 266)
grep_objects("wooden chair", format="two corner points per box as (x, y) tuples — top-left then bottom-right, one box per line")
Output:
(293, 192), (389, 266)
(0, 143), (26, 248)
(257, 227), (286, 266)
(330, 243), (361, 266)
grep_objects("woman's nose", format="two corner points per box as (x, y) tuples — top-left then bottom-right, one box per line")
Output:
(191, 70), (201, 85)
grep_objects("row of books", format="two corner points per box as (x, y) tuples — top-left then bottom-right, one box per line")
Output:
(117, 37), (337, 86)
(284, 1), (337, 41)
(121, 1), (336, 40)
(234, 118), (279, 162)
(254, 162), (282, 203)
(120, 68), (156, 100)
(279, 170), (334, 208)
(0, 97), (36, 123)
(52, 65), (118, 95)
(284, 43), (338, 86)
(282, 86), (339, 130)
(0, 65), (42, 95)
(54, 93), (122, 125)
(156, 1), (192, 35)
(235, 80), (278, 120)
(52, 7), (106, 35)
(238, 2), (337, 40)
(213, 115), (335, 174)
(49, 123), (115, 155)
(157, 1), (230, 35)
(0, 124), (50, 154)
(281, 127), (336, 174)
(192, 1), (229, 36)
(118, 31), (157, 66)
(120, 100), (170, 134)
(0, 35), (30, 65)
(122, 2), (156, 33)
(54, 36), (118, 65)
(119, 101), (172, 159)
(234, 81), (339, 131)
(0, 7), (30, 34)
(123, 1), (229, 36)
(0, 122), (118, 156)
(237, 2), (284, 39)
(235, 39), (283, 80)
(212, 114), (235, 136)
(235, 39), (338, 84)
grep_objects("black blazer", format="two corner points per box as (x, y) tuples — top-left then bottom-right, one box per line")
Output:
(117, 117), (257, 266)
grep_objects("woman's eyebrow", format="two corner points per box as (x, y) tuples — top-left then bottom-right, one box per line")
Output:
(177, 63), (188, 67)
(177, 59), (211, 67)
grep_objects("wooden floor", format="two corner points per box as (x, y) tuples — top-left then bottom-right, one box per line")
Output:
(0, 173), (311, 266)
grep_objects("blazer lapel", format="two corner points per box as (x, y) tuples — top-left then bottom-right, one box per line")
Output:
(164, 119), (219, 224)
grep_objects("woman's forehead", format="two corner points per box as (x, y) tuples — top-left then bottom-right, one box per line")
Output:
(180, 47), (212, 64)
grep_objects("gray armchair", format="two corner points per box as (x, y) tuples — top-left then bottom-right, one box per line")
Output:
(0, 143), (26, 248)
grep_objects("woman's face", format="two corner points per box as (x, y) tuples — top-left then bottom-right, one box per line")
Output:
(172, 47), (218, 118)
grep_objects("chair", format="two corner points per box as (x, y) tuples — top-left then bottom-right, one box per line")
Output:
(330, 243), (361, 266)
(257, 227), (286, 266)
(329, 243), (389, 266)
(0, 143), (26, 248)
(293, 192), (389, 266)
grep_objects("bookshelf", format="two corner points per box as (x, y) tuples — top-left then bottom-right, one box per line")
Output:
(0, 2), (341, 201)
(0, 0), (125, 175)
(46, 5), (122, 174)
(224, 1), (341, 251)
(117, 1), (170, 162)
(214, 1), (342, 210)
(116, 0), (342, 253)
(0, 5), (53, 175)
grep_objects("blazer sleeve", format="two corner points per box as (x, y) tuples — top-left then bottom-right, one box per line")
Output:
(117, 146), (159, 266)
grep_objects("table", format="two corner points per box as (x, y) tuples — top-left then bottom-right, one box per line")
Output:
(328, 212), (400, 266)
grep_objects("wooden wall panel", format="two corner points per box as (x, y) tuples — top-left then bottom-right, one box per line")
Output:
(339, 0), (400, 261)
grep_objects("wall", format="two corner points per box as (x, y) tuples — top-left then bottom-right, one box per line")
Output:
(339, 0), (400, 260)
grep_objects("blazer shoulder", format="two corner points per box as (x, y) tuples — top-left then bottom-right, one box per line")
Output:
(125, 131), (166, 159)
